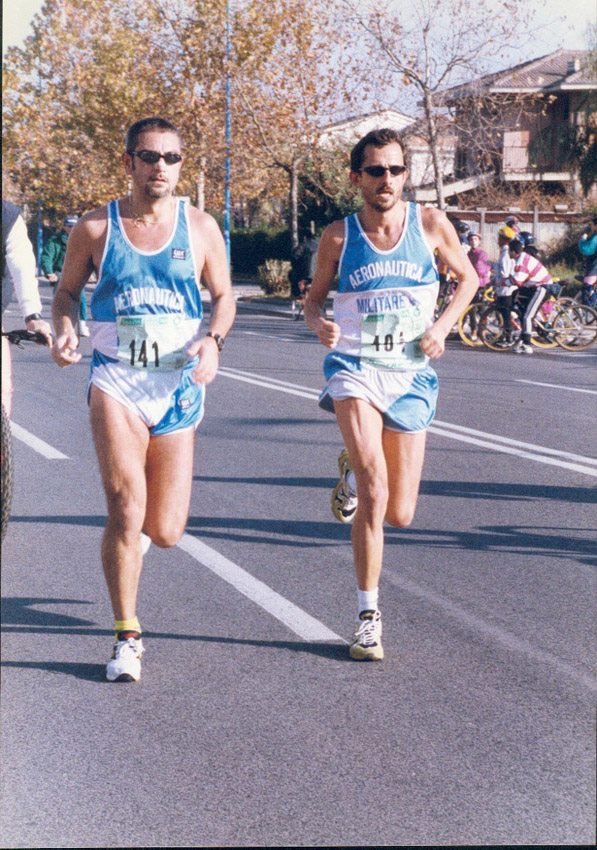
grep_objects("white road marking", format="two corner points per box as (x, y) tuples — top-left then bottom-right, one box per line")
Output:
(177, 533), (345, 643)
(219, 367), (597, 476)
(9, 421), (69, 460)
(515, 379), (597, 395)
(385, 571), (597, 692)
(431, 420), (597, 477)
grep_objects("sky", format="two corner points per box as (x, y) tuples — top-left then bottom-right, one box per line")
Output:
(2, 0), (595, 59)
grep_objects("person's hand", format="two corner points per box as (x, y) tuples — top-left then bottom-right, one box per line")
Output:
(316, 316), (341, 349)
(26, 317), (53, 346)
(47, 273), (58, 283)
(186, 335), (220, 384)
(52, 331), (82, 366)
(419, 324), (446, 359)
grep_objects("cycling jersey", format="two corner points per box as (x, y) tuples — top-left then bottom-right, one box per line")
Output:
(511, 251), (552, 287)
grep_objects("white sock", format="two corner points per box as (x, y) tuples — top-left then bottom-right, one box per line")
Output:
(357, 588), (379, 617)
(346, 470), (357, 496)
(140, 533), (151, 556)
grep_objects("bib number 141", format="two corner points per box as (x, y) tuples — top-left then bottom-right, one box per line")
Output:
(129, 338), (160, 368)
(117, 315), (187, 371)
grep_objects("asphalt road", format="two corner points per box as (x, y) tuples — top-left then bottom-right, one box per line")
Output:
(1, 288), (596, 848)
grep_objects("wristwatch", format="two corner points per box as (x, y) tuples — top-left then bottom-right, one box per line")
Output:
(25, 313), (42, 322)
(206, 331), (225, 352)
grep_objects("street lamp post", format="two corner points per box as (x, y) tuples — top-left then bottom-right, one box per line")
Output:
(224, 0), (231, 268)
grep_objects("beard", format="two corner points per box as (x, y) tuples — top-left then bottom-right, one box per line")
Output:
(370, 193), (398, 213)
(145, 181), (171, 199)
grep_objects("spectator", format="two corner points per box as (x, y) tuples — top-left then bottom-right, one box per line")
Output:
(578, 217), (597, 307)
(466, 231), (492, 340)
(2, 200), (52, 416)
(289, 232), (318, 313)
(42, 215), (90, 336)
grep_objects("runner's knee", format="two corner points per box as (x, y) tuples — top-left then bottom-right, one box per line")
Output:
(385, 502), (417, 528)
(144, 517), (186, 548)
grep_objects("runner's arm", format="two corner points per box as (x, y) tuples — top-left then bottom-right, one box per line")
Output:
(304, 222), (343, 348)
(421, 209), (478, 358)
(186, 211), (236, 384)
(51, 219), (97, 366)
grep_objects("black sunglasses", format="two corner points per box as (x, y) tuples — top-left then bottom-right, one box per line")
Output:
(128, 150), (183, 165)
(360, 165), (407, 177)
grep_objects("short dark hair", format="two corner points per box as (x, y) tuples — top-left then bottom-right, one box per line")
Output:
(350, 128), (407, 172)
(509, 238), (524, 253)
(125, 117), (181, 152)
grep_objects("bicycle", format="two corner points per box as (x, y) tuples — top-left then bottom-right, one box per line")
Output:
(457, 286), (496, 347)
(1, 329), (50, 540)
(478, 294), (596, 352)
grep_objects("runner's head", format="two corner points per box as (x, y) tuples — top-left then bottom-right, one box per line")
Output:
(350, 128), (408, 174)
(125, 117), (182, 155)
(123, 117), (184, 199)
(508, 237), (524, 258)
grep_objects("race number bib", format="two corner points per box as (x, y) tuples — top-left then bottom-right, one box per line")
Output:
(116, 315), (188, 371)
(360, 308), (428, 370)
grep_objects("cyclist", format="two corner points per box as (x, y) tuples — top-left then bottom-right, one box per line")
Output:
(2, 200), (52, 417)
(493, 225), (517, 345)
(508, 237), (551, 354)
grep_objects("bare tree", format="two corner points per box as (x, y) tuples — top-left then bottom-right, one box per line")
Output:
(341, 0), (534, 208)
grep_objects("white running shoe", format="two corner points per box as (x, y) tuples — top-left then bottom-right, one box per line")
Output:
(331, 448), (358, 523)
(349, 609), (384, 661)
(106, 636), (144, 682)
(514, 340), (533, 354)
(78, 320), (90, 337)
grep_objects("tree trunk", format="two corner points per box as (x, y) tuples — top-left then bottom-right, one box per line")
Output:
(423, 89), (445, 210)
(289, 160), (299, 250)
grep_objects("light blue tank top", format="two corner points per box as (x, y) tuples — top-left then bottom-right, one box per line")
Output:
(90, 199), (203, 366)
(338, 202), (438, 293)
(332, 203), (439, 367)
(91, 199), (202, 321)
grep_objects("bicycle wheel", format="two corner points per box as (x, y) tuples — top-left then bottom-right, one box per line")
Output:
(552, 303), (597, 350)
(458, 303), (484, 347)
(478, 306), (516, 351)
(1, 404), (13, 542)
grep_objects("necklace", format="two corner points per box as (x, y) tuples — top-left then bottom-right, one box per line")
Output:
(128, 194), (174, 228)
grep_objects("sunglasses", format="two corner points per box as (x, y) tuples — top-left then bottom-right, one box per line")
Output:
(360, 165), (407, 177)
(128, 150), (183, 165)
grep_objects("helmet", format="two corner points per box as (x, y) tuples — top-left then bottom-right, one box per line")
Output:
(498, 225), (516, 240)
(519, 230), (535, 248)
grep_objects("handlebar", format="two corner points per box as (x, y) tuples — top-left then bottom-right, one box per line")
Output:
(2, 329), (51, 347)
